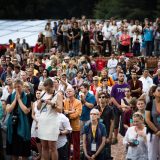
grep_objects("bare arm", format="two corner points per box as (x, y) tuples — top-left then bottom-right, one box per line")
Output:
(111, 97), (121, 109)
(94, 137), (106, 157)
(145, 110), (159, 133)
(6, 97), (17, 113)
(55, 93), (63, 113)
(17, 98), (30, 114)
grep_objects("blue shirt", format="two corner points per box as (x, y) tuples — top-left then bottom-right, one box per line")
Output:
(80, 92), (96, 121)
(143, 28), (153, 41)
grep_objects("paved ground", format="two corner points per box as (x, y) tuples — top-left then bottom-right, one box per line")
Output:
(111, 134), (125, 160)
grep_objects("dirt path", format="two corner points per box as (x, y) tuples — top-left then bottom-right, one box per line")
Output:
(111, 134), (126, 160)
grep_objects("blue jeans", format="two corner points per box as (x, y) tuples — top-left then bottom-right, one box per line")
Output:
(72, 39), (79, 56)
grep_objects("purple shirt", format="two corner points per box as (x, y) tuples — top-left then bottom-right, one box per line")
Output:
(111, 83), (129, 104)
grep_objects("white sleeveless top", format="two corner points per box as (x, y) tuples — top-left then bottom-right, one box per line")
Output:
(31, 101), (40, 137)
(38, 92), (60, 141)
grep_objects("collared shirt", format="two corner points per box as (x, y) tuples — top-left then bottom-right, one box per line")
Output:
(57, 113), (72, 149)
(80, 92), (96, 121)
(139, 76), (153, 93)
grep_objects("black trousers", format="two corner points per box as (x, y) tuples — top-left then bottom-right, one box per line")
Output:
(58, 142), (69, 160)
(103, 40), (112, 55)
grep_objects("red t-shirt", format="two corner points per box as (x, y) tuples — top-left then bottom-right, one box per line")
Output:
(96, 58), (107, 71)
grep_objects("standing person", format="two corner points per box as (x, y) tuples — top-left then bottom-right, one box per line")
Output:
(79, 83), (96, 128)
(143, 23), (154, 56)
(31, 90), (42, 160)
(37, 78), (63, 160)
(72, 22), (81, 56)
(102, 20), (112, 56)
(95, 92), (114, 160)
(82, 109), (106, 160)
(6, 79), (31, 160)
(45, 22), (53, 52)
(111, 72), (129, 143)
(81, 25), (90, 56)
(119, 28), (131, 53)
(57, 112), (72, 160)
(61, 19), (69, 53)
(145, 85), (160, 160)
(139, 69), (153, 94)
(107, 53), (118, 76)
(63, 88), (82, 160)
(128, 71), (143, 98)
(123, 112), (148, 160)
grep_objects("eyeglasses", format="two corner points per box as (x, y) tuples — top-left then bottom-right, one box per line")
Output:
(99, 96), (106, 99)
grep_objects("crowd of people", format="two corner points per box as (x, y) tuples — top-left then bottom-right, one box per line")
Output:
(0, 16), (160, 160)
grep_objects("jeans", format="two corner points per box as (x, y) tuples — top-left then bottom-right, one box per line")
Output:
(72, 39), (80, 56)
(145, 41), (153, 56)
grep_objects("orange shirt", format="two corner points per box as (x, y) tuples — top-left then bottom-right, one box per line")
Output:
(98, 76), (115, 87)
(64, 98), (82, 131)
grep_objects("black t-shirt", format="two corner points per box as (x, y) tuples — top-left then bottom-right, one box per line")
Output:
(96, 31), (103, 42)
(72, 28), (81, 40)
(95, 105), (114, 137)
(146, 101), (154, 134)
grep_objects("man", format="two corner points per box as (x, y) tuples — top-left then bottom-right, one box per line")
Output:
(95, 92), (114, 159)
(79, 83), (96, 127)
(153, 69), (160, 85)
(107, 53), (118, 76)
(64, 88), (82, 160)
(20, 71), (34, 94)
(139, 69), (153, 94)
(102, 20), (112, 55)
(12, 65), (21, 79)
(0, 64), (13, 85)
(111, 72), (129, 143)
(128, 71), (142, 98)
(27, 67), (39, 92)
(1, 76), (14, 101)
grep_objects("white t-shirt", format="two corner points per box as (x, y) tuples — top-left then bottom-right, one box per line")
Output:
(107, 58), (118, 75)
(57, 113), (72, 149)
(139, 76), (153, 93)
(102, 26), (112, 40)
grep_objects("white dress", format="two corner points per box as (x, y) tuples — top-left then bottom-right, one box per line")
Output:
(31, 101), (40, 137)
(38, 92), (60, 141)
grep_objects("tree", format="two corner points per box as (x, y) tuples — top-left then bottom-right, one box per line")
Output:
(94, 0), (159, 20)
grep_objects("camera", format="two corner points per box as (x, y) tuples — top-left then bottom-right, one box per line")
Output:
(12, 115), (18, 125)
(131, 139), (139, 146)
(41, 99), (45, 103)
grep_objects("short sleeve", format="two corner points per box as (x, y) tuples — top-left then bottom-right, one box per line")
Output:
(146, 101), (152, 111)
(26, 94), (31, 108)
(6, 94), (11, 105)
(82, 124), (88, 135)
(101, 123), (107, 137)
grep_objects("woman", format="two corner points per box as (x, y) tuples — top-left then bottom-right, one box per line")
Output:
(39, 69), (49, 82)
(31, 90), (42, 160)
(83, 109), (106, 160)
(37, 78), (63, 160)
(123, 112), (148, 160)
(6, 79), (31, 160)
(120, 88), (132, 136)
(145, 85), (160, 160)
(121, 88), (132, 111)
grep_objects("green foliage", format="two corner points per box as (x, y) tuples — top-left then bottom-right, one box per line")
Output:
(94, 0), (160, 20)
